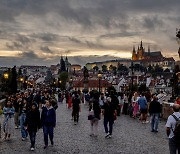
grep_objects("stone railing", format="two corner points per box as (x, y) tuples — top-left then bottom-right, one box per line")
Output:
(162, 102), (174, 119)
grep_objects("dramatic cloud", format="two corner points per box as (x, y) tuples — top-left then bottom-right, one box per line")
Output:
(0, 0), (179, 66)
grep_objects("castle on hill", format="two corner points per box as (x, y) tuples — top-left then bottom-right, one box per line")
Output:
(132, 41), (163, 61)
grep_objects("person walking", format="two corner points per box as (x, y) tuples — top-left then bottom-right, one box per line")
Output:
(89, 95), (101, 137)
(19, 99), (29, 140)
(122, 93), (128, 115)
(72, 93), (81, 125)
(138, 93), (148, 123)
(24, 103), (41, 151)
(102, 97), (117, 139)
(166, 104), (180, 154)
(3, 100), (15, 140)
(14, 94), (22, 129)
(149, 95), (161, 132)
(0, 105), (3, 139)
(132, 92), (139, 119)
(41, 100), (56, 149)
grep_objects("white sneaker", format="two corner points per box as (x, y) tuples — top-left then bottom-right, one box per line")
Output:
(22, 138), (25, 141)
(105, 133), (110, 138)
(30, 147), (35, 151)
(145, 121), (149, 124)
(15, 126), (18, 129)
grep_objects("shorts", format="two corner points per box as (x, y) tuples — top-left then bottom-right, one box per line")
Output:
(140, 109), (147, 114)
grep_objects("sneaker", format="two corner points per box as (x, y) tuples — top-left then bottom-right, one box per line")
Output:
(15, 126), (18, 129)
(151, 129), (154, 132)
(44, 145), (48, 149)
(30, 147), (35, 151)
(145, 121), (149, 124)
(105, 133), (110, 138)
(154, 130), (158, 133)
(22, 138), (26, 141)
(108, 135), (112, 138)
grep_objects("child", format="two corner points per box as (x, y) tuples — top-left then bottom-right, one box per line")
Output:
(3, 101), (15, 140)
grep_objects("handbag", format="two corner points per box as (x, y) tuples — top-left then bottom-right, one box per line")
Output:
(88, 103), (95, 120)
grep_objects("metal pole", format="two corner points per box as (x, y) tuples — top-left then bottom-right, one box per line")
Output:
(131, 62), (134, 92)
(99, 78), (101, 93)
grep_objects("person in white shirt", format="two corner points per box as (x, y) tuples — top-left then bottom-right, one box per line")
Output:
(157, 91), (166, 117)
(165, 104), (180, 154)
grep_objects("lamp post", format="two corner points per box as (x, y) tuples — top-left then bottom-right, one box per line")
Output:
(130, 62), (134, 92)
(98, 72), (102, 93)
(69, 77), (73, 90)
(19, 77), (24, 90)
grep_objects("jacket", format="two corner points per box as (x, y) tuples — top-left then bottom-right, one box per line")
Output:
(149, 100), (161, 114)
(41, 106), (56, 127)
(24, 109), (41, 132)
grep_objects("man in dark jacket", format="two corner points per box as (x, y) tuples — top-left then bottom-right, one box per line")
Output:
(102, 97), (117, 139)
(41, 100), (56, 149)
(149, 95), (161, 132)
(72, 93), (80, 125)
(24, 103), (41, 151)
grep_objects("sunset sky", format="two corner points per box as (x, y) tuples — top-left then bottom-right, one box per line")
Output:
(0, 0), (179, 67)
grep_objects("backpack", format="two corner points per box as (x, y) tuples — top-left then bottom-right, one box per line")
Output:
(171, 114), (180, 144)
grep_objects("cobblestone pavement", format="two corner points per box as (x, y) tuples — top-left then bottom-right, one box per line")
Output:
(0, 102), (169, 154)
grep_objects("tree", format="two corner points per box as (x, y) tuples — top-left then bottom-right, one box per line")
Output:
(93, 66), (99, 72)
(59, 72), (69, 90)
(154, 65), (163, 72)
(164, 68), (170, 73)
(102, 65), (107, 72)
(10, 66), (17, 94)
(117, 63), (128, 75)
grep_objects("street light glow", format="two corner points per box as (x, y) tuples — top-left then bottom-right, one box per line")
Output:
(3, 72), (9, 79)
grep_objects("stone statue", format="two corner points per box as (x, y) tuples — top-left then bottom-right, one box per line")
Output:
(83, 66), (89, 81)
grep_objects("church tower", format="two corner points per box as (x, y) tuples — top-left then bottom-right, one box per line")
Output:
(132, 46), (137, 60)
(137, 41), (145, 60)
(60, 56), (66, 72)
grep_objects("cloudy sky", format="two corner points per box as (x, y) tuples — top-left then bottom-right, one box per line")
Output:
(0, 0), (179, 67)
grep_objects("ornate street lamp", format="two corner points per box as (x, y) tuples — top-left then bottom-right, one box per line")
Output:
(98, 72), (102, 93)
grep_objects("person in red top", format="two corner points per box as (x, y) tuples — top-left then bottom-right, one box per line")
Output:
(67, 93), (72, 109)
(175, 97), (180, 105)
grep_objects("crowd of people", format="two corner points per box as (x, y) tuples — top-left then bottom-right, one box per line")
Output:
(0, 88), (57, 151)
(0, 88), (179, 153)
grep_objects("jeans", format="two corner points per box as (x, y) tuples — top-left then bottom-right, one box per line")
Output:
(151, 113), (159, 131)
(29, 131), (36, 148)
(104, 117), (114, 135)
(74, 111), (79, 123)
(169, 137), (180, 154)
(14, 112), (19, 127)
(20, 113), (28, 138)
(43, 125), (54, 146)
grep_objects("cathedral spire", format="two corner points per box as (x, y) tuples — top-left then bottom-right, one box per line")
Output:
(148, 45), (150, 52)
(140, 40), (143, 48)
